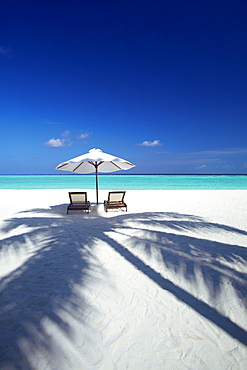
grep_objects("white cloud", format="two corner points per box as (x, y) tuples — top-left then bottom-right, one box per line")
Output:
(78, 132), (91, 140)
(61, 130), (70, 138)
(44, 131), (72, 148)
(196, 164), (207, 169)
(138, 140), (163, 147)
(44, 138), (66, 147)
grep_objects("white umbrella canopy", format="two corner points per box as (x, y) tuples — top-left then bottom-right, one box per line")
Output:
(56, 148), (135, 204)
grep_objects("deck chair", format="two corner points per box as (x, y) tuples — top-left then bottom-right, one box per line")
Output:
(104, 191), (127, 212)
(67, 192), (91, 214)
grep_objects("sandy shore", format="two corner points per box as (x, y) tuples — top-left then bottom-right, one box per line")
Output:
(0, 189), (247, 369)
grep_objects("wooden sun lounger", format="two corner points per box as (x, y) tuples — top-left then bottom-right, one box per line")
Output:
(104, 191), (127, 212)
(67, 192), (91, 214)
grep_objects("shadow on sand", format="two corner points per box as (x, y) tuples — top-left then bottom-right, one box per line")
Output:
(0, 205), (247, 368)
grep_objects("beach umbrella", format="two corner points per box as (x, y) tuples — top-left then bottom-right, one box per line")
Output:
(55, 148), (135, 204)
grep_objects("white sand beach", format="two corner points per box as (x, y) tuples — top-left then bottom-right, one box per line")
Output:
(0, 189), (247, 369)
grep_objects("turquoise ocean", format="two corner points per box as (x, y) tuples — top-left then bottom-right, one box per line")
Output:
(0, 175), (247, 190)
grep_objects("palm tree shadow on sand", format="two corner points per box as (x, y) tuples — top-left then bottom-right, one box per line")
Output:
(0, 206), (247, 368)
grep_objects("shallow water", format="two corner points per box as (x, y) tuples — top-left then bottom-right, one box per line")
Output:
(0, 174), (247, 190)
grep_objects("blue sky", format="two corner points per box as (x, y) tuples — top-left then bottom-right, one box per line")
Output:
(1, 0), (247, 174)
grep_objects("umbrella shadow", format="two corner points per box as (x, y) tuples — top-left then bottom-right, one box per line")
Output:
(0, 207), (247, 368)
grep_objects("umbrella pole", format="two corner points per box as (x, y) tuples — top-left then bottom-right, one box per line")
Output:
(95, 164), (99, 205)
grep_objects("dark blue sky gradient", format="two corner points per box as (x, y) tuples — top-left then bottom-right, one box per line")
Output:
(1, 0), (247, 174)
